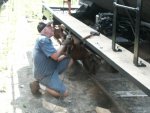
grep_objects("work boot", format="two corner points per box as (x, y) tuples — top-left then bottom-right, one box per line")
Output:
(29, 81), (41, 95)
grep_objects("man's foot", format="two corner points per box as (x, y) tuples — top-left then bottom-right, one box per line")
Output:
(29, 81), (41, 95)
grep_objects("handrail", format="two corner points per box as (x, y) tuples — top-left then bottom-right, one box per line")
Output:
(112, 0), (146, 67)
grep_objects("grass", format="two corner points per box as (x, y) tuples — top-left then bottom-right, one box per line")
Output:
(0, 1), (15, 72)
(0, 0), (43, 72)
(0, 0), (79, 72)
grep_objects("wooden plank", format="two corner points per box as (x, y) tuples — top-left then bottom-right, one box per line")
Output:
(113, 91), (147, 97)
(54, 13), (97, 39)
(42, 99), (68, 113)
(42, 3), (98, 40)
(86, 35), (150, 95)
(43, 4), (150, 96)
(49, 5), (80, 10)
(95, 107), (111, 113)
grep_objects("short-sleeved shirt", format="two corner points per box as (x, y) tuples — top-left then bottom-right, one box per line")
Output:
(33, 35), (57, 79)
(33, 35), (71, 93)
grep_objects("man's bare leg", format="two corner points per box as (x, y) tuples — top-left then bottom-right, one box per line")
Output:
(63, 0), (71, 15)
(46, 87), (68, 97)
(68, 0), (71, 15)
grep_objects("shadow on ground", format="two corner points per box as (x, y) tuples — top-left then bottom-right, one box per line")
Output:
(10, 51), (115, 113)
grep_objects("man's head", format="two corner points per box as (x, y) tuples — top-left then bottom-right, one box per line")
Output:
(37, 21), (54, 37)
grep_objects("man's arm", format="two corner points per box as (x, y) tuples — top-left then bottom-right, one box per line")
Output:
(51, 36), (72, 61)
(57, 54), (67, 62)
(50, 45), (66, 61)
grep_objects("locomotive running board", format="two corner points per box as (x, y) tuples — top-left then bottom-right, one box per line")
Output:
(42, 3), (150, 96)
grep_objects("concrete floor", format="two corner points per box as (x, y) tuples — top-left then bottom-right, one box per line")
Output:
(0, 1), (114, 112)
(0, 8), (116, 112)
(1, 1), (150, 113)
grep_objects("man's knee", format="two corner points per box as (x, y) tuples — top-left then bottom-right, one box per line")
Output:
(46, 87), (68, 97)
(63, 90), (69, 97)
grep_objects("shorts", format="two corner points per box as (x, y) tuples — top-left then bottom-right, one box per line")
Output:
(40, 58), (70, 94)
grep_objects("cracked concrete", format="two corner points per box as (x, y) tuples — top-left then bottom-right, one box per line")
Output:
(0, 4), (114, 112)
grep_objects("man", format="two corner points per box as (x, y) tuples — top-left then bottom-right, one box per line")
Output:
(63, 0), (71, 15)
(30, 21), (73, 97)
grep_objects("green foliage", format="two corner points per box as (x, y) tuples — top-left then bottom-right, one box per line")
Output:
(0, 0), (79, 72)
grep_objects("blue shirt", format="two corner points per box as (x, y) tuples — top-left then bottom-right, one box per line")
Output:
(33, 35), (57, 79)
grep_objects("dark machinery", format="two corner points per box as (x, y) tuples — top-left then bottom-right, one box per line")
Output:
(72, 0), (150, 64)
(42, 0), (150, 97)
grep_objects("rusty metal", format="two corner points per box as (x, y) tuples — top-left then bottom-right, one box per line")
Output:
(68, 43), (90, 60)
(54, 23), (91, 60)
(54, 24), (91, 60)
(54, 24), (67, 45)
